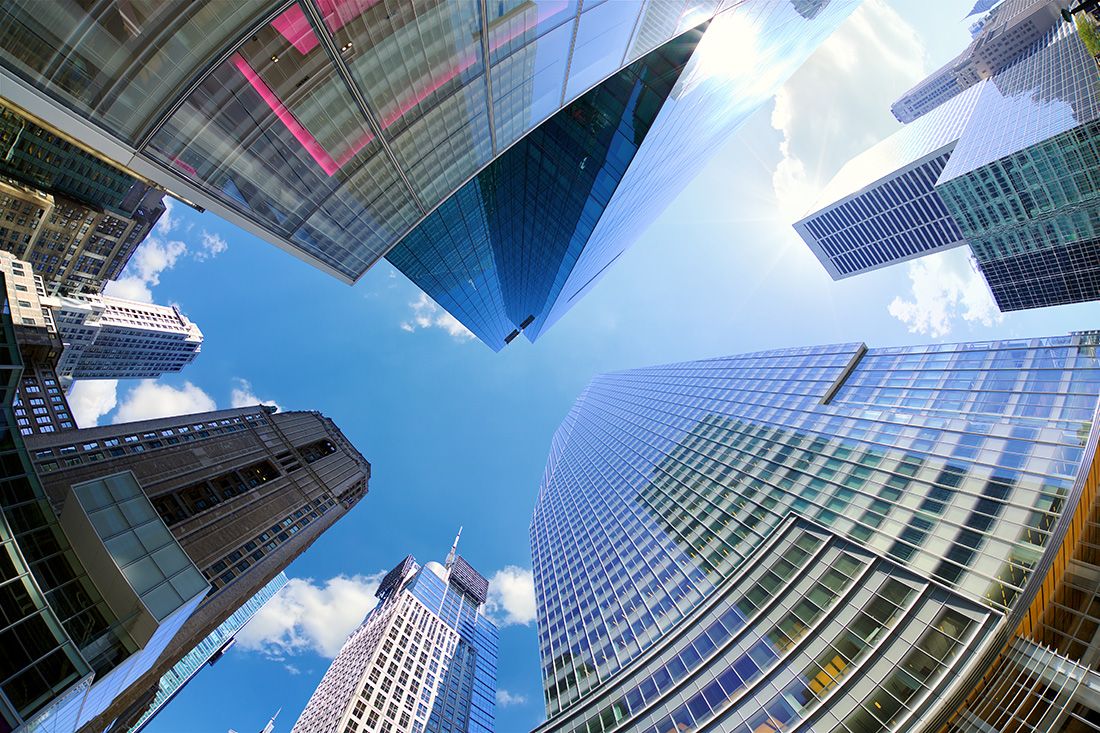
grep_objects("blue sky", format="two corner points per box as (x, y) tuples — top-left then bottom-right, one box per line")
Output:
(72, 2), (1100, 731)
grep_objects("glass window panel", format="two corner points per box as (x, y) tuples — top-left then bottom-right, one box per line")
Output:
(147, 10), (399, 279)
(491, 18), (574, 148)
(104, 533), (144, 567)
(76, 480), (113, 511)
(0, 0), (269, 140)
(326, 0), (483, 137)
(134, 521), (173, 554)
(150, 545), (190, 578)
(391, 79), (493, 207)
(293, 177), (419, 276)
(488, 0), (579, 65)
(118, 497), (153, 527)
(563, 2), (640, 102)
(88, 506), (128, 537)
(121, 555), (164, 596)
(169, 567), (208, 600)
(141, 581), (183, 621)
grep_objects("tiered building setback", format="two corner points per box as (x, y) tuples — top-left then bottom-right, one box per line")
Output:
(293, 542), (497, 733)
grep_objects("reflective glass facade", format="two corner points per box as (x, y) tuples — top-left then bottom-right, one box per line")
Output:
(384, 24), (704, 349)
(537, 0), (861, 337)
(0, 0), (858, 349)
(794, 83), (984, 278)
(128, 571), (290, 733)
(530, 334), (1100, 731)
(292, 554), (497, 733)
(798, 20), (1100, 311)
(936, 22), (1100, 312)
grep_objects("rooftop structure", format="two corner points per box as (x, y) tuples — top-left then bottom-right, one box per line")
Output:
(292, 538), (497, 733)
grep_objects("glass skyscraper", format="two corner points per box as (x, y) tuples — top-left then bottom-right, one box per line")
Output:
(0, 0), (859, 349)
(796, 17), (1100, 312)
(935, 21), (1100, 312)
(292, 544), (498, 733)
(888, 0), (1062, 124)
(793, 82), (984, 279)
(127, 572), (290, 733)
(530, 333), (1100, 733)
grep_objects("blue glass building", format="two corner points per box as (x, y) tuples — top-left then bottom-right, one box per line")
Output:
(0, 0), (859, 350)
(530, 333), (1100, 733)
(126, 572), (290, 733)
(292, 548), (497, 733)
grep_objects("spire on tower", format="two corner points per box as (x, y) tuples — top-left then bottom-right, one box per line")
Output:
(445, 526), (462, 569)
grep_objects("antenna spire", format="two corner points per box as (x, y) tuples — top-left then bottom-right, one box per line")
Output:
(258, 708), (281, 733)
(445, 526), (462, 569)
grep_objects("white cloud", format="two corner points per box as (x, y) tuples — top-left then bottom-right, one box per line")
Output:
(156, 198), (176, 236)
(888, 249), (1002, 337)
(770, 0), (927, 218)
(195, 230), (229, 261)
(400, 293), (474, 342)
(237, 573), (385, 659)
(230, 378), (280, 411)
(496, 690), (528, 707)
(130, 238), (189, 289)
(111, 380), (217, 424)
(485, 566), (537, 627)
(67, 379), (119, 427)
(106, 202), (227, 302)
(105, 238), (187, 304)
(103, 277), (154, 303)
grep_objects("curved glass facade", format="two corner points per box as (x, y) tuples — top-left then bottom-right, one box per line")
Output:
(530, 334), (1100, 730)
(0, 0), (859, 349)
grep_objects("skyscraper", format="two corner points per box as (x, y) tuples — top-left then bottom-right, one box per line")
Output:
(0, 174), (162, 297)
(0, 0), (860, 349)
(0, 393), (368, 733)
(46, 292), (203, 386)
(529, 334), (1100, 733)
(793, 82), (984, 279)
(0, 249), (203, 431)
(292, 538), (497, 733)
(0, 101), (160, 219)
(121, 572), (291, 733)
(21, 405), (370, 733)
(0, 270), (209, 733)
(0, 249), (82, 435)
(0, 101), (166, 297)
(934, 22), (1100, 312)
(796, 19), (1100, 311)
(890, 0), (1063, 123)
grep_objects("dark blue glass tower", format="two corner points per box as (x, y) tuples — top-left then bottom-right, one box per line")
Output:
(384, 0), (862, 350)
